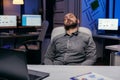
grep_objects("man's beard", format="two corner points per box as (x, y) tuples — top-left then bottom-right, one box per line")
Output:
(64, 21), (78, 30)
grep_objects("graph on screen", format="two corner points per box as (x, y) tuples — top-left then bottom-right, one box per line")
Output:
(22, 15), (41, 27)
(98, 18), (119, 30)
(0, 15), (17, 27)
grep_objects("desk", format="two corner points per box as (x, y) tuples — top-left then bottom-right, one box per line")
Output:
(105, 44), (120, 66)
(106, 44), (120, 51)
(0, 32), (39, 38)
(93, 34), (120, 40)
(93, 34), (120, 65)
(0, 32), (39, 48)
(28, 65), (120, 80)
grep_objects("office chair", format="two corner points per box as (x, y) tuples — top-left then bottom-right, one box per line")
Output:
(51, 26), (92, 41)
(45, 26), (94, 65)
(17, 20), (49, 64)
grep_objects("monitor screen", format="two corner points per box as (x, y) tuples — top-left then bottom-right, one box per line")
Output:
(98, 18), (119, 30)
(22, 15), (41, 27)
(0, 15), (17, 27)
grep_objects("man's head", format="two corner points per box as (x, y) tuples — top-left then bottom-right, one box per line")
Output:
(64, 13), (79, 30)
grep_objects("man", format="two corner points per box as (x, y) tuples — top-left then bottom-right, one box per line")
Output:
(44, 13), (96, 65)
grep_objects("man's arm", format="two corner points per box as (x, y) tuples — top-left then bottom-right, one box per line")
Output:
(81, 36), (96, 65)
(44, 41), (56, 65)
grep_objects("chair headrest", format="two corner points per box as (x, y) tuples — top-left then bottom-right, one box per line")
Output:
(51, 26), (92, 41)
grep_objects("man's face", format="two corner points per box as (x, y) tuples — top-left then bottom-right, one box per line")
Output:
(64, 13), (77, 27)
(64, 13), (78, 30)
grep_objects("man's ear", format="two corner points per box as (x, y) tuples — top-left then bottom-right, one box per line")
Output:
(77, 19), (80, 23)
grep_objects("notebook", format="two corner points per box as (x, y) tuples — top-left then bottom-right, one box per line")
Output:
(0, 48), (49, 80)
(70, 72), (113, 80)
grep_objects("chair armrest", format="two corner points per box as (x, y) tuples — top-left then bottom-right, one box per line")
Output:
(20, 40), (42, 50)
(22, 40), (42, 44)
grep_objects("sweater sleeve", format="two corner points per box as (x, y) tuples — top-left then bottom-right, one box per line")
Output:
(44, 41), (56, 65)
(81, 36), (97, 65)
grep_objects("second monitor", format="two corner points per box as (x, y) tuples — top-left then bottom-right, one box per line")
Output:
(98, 18), (119, 30)
(22, 15), (42, 27)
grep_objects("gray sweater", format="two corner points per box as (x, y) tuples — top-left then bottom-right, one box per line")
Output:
(44, 31), (96, 65)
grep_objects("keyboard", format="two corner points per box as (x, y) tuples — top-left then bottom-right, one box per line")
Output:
(29, 74), (41, 80)
(28, 70), (49, 80)
(0, 32), (10, 36)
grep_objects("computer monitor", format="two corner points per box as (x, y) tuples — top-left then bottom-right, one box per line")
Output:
(0, 48), (49, 80)
(22, 15), (41, 27)
(0, 15), (17, 28)
(98, 18), (119, 30)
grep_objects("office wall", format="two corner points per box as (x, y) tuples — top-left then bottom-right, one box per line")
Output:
(53, 0), (106, 33)
(80, 0), (106, 33)
(3, 0), (21, 16)
(53, 0), (65, 27)
(24, 0), (40, 14)
(3, 0), (40, 16)
(53, 0), (81, 27)
(0, 0), (3, 14)
(108, 0), (120, 26)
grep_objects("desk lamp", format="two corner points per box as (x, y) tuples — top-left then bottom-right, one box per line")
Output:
(13, 0), (24, 5)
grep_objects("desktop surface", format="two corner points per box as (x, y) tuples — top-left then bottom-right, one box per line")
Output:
(93, 33), (120, 40)
(28, 65), (120, 80)
(105, 44), (120, 52)
(0, 32), (39, 38)
(97, 32), (120, 36)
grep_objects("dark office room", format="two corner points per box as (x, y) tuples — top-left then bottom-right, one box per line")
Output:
(0, 0), (120, 80)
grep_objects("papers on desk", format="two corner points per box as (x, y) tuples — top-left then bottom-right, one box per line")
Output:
(70, 72), (113, 80)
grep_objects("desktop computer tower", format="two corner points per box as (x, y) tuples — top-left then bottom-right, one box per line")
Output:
(110, 52), (120, 66)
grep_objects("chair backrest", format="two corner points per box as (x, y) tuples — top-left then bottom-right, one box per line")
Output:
(51, 26), (92, 41)
(37, 20), (49, 41)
